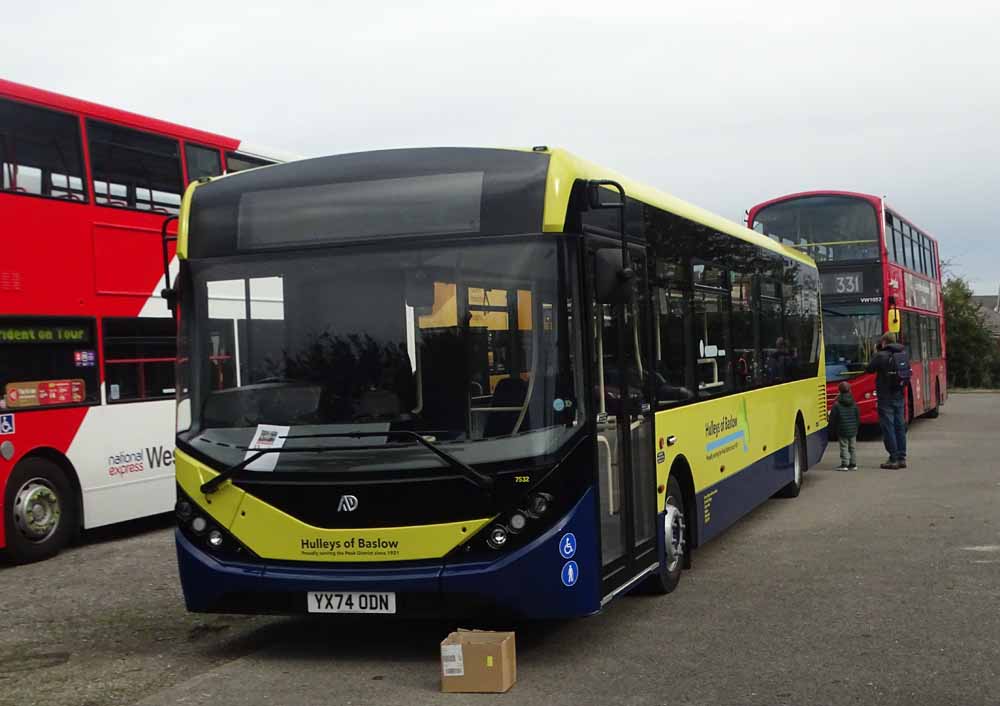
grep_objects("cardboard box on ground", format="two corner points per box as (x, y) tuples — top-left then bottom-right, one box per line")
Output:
(440, 629), (516, 693)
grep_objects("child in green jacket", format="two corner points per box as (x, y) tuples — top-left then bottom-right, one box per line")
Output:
(829, 381), (860, 471)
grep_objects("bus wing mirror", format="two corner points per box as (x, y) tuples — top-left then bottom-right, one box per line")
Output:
(595, 249), (633, 302)
(405, 273), (436, 309)
(887, 307), (901, 334)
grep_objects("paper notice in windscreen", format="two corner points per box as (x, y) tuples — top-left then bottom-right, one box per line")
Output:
(244, 424), (290, 472)
(441, 644), (465, 677)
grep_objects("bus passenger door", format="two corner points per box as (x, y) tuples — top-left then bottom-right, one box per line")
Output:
(589, 245), (658, 598)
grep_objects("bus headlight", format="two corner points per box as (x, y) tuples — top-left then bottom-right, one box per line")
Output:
(486, 525), (509, 549)
(191, 516), (208, 534)
(208, 530), (224, 548)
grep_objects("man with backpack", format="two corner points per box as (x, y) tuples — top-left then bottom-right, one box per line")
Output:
(866, 332), (910, 469)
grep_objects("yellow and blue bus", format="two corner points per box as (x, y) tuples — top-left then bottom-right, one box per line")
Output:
(170, 147), (827, 618)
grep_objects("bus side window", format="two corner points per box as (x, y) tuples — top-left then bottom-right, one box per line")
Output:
(653, 287), (693, 407)
(730, 272), (755, 390)
(87, 120), (182, 214)
(693, 288), (732, 397)
(102, 317), (176, 403)
(226, 152), (274, 173)
(185, 143), (223, 181)
(0, 97), (88, 201)
(758, 276), (784, 386)
(885, 213), (897, 263)
(780, 259), (821, 382)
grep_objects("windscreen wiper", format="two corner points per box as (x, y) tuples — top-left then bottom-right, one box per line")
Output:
(287, 431), (494, 491)
(199, 431), (493, 495)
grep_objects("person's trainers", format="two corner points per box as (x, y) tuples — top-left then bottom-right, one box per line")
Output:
(896, 460), (907, 468)
(880, 461), (900, 469)
(835, 465), (849, 471)
(848, 465), (858, 471)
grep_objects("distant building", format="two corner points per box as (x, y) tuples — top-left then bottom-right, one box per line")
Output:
(971, 291), (1000, 347)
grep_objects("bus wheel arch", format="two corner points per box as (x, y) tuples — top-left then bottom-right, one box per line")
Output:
(667, 456), (697, 560)
(775, 414), (805, 499)
(643, 456), (695, 594)
(2, 450), (81, 564)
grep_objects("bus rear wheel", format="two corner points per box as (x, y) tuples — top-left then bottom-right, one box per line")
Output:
(644, 475), (686, 595)
(775, 423), (804, 499)
(3, 458), (77, 564)
(926, 382), (941, 418)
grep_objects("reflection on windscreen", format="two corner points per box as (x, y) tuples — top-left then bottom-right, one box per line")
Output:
(191, 240), (581, 450)
(824, 305), (881, 381)
(753, 196), (879, 262)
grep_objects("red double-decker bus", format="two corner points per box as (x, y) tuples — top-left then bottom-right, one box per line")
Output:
(0, 79), (287, 562)
(747, 191), (946, 425)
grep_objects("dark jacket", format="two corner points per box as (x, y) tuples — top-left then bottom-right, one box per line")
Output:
(866, 342), (906, 401)
(828, 391), (861, 440)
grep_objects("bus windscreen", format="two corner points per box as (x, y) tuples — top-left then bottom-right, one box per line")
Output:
(182, 238), (582, 472)
(822, 303), (881, 381)
(753, 195), (879, 262)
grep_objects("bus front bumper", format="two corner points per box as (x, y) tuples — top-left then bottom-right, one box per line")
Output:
(176, 488), (602, 620)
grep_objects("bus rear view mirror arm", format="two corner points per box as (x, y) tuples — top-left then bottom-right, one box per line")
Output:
(159, 214), (179, 313)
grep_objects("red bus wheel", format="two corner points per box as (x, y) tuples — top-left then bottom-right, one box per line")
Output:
(3, 458), (77, 564)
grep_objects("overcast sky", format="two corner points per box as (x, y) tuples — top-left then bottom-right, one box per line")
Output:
(8, 1), (998, 293)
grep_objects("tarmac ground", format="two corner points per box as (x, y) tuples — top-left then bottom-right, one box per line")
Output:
(1, 392), (998, 706)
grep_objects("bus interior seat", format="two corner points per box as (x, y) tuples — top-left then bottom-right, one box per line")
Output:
(483, 377), (530, 438)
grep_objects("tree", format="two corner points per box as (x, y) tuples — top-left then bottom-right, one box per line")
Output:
(942, 277), (1000, 388)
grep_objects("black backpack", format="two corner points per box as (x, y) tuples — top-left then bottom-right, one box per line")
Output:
(886, 349), (912, 391)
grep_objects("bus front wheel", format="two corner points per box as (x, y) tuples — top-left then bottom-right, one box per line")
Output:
(3, 458), (77, 564)
(644, 475), (686, 595)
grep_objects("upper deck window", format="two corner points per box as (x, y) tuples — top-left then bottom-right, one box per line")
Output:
(87, 120), (183, 214)
(226, 152), (274, 173)
(186, 143), (223, 181)
(0, 97), (87, 202)
(752, 195), (879, 262)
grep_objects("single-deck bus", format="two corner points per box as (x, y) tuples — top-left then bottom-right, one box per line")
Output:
(173, 148), (827, 618)
(0, 79), (286, 563)
(747, 191), (946, 424)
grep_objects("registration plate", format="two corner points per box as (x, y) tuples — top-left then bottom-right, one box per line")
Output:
(306, 591), (396, 614)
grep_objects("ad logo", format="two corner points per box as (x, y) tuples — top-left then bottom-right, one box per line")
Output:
(704, 399), (751, 460)
(337, 495), (359, 512)
(106, 445), (174, 477)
